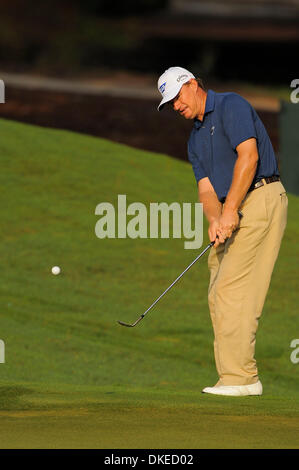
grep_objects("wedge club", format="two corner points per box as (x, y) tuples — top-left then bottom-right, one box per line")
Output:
(117, 211), (243, 328)
(117, 240), (215, 328)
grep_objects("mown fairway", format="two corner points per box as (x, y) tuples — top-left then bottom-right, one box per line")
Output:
(0, 118), (298, 448)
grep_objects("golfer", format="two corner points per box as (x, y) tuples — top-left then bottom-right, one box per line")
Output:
(157, 67), (288, 396)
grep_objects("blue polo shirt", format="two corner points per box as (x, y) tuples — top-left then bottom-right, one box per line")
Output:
(187, 90), (279, 202)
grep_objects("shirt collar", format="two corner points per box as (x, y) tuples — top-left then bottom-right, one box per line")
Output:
(194, 89), (215, 129)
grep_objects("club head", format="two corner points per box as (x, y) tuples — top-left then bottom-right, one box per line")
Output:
(117, 320), (134, 327)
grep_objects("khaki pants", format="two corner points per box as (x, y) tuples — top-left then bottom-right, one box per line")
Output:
(208, 181), (288, 386)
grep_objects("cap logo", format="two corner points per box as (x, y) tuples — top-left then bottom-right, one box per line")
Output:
(177, 74), (188, 82)
(159, 82), (166, 94)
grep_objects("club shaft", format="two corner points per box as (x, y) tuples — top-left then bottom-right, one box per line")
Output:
(138, 215), (243, 323)
(119, 213), (244, 327)
(138, 241), (214, 321)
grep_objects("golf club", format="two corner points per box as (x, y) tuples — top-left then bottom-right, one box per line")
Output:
(117, 240), (215, 328)
(117, 211), (243, 328)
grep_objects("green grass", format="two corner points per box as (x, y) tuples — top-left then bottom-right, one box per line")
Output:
(0, 118), (298, 448)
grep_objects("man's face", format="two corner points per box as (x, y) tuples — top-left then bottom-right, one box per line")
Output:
(171, 80), (198, 119)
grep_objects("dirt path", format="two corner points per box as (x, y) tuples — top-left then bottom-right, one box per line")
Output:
(0, 71), (279, 160)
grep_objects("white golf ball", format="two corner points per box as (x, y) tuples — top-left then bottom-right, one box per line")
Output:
(51, 266), (61, 275)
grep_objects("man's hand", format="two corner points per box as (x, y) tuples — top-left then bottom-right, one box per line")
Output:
(208, 218), (222, 248)
(216, 208), (240, 244)
(198, 177), (243, 248)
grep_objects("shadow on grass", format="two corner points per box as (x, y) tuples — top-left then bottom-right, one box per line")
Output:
(0, 385), (34, 410)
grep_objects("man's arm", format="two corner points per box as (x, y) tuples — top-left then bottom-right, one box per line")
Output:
(198, 177), (224, 246)
(217, 137), (258, 240)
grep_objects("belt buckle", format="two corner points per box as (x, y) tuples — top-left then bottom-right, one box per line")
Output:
(254, 179), (265, 190)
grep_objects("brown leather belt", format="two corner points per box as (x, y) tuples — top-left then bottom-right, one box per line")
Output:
(220, 176), (280, 204)
(248, 175), (280, 193)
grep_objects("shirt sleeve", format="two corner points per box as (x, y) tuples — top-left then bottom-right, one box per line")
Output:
(222, 93), (257, 150)
(187, 141), (207, 183)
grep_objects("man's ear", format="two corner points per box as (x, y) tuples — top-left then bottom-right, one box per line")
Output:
(189, 78), (198, 92)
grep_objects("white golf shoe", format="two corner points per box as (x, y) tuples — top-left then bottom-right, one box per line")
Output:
(202, 380), (263, 396)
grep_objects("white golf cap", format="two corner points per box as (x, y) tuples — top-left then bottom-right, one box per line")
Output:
(157, 66), (195, 111)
